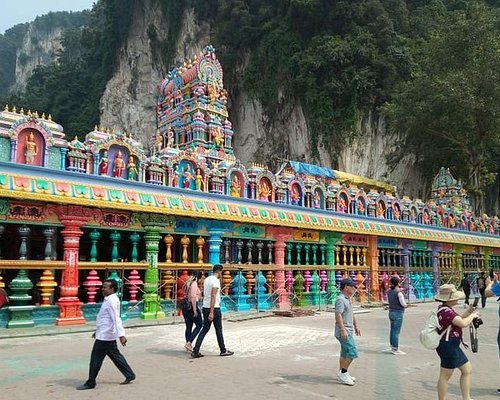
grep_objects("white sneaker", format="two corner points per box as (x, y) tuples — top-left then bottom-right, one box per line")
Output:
(337, 372), (355, 386)
(391, 349), (406, 355)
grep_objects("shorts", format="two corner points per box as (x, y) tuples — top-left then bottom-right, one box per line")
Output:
(436, 338), (468, 369)
(336, 334), (358, 359)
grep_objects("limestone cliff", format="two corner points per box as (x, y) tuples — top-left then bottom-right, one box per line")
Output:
(9, 12), (88, 93)
(12, 25), (64, 92)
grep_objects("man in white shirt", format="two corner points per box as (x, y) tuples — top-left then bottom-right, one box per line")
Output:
(191, 264), (234, 358)
(77, 279), (135, 390)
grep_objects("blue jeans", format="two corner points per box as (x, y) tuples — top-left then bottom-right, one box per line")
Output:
(184, 306), (203, 343)
(389, 311), (404, 350)
(193, 308), (227, 353)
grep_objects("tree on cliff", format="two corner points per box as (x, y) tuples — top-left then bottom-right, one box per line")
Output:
(387, 1), (500, 213)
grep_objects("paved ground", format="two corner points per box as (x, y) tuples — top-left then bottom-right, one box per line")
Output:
(1, 301), (499, 400)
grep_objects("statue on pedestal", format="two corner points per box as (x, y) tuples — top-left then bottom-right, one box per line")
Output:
(113, 151), (125, 178)
(24, 132), (38, 164)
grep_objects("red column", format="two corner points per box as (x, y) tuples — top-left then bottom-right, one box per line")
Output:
(367, 236), (380, 301)
(48, 205), (93, 326)
(268, 227), (293, 310)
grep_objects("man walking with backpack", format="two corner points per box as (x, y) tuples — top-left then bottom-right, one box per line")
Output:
(459, 273), (471, 306)
(335, 278), (361, 386)
(477, 272), (487, 308)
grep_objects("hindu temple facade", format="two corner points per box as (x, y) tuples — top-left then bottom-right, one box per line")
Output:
(0, 45), (499, 328)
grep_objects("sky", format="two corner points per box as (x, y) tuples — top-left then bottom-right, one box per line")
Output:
(0, 0), (95, 35)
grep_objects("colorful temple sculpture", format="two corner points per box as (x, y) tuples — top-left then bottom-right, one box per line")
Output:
(0, 45), (499, 328)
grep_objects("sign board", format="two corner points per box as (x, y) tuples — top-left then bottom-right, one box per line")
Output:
(342, 234), (368, 246)
(175, 218), (199, 233)
(412, 241), (428, 250)
(233, 224), (266, 238)
(293, 230), (320, 242)
(378, 238), (399, 248)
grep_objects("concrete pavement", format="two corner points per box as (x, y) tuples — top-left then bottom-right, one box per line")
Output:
(1, 301), (499, 400)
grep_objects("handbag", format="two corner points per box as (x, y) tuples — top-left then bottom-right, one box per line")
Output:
(180, 297), (192, 312)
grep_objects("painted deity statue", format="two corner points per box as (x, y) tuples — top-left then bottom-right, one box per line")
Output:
(99, 151), (109, 175)
(422, 211), (430, 225)
(195, 168), (203, 191)
(127, 157), (138, 180)
(393, 206), (401, 220)
(183, 166), (193, 189)
(258, 181), (272, 201)
(313, 191), (321, 208)
(213, 126), (224, 147)
(357, 200), (365, 215)
(337, 197), (347, 213)
(154, 134), (163, 153)
(207, 82), (219, 104)
(448, 214), (456, 228)
(166, 129), (174, 148)
(172, 167), (179, 187)
(377, 202), (385, 218)
(113, 151), (125, 178)
(291, 186), (301, 205)
(230, 175), (240, 197)
(24, 132), (38, 164)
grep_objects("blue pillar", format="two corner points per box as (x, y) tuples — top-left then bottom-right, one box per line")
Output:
(431, 243), (441, 295)
(60, 148), (68, 170)
(208, 230), (223, 265)
(402, 241), (411, 301)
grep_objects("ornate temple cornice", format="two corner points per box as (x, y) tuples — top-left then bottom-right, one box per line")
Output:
(0, 162), (499, 248)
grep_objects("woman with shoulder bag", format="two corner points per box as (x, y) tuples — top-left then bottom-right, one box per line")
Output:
(183, 271), (204, 352)
(435, 284), (479, 400)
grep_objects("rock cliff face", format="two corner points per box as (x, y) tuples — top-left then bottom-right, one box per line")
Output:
(12, 25), (64, 92)
(99, 4), (211, 141)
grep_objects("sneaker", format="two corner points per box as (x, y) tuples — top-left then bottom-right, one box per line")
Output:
(337, 372), (355, 386)
(191, 351), (204, 358)
(220, 350), (234, 357)
(391, 349), (406, 355)
(496, 388), (500, 395)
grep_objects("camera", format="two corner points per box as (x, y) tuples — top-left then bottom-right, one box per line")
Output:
(471, 296), (483, 329)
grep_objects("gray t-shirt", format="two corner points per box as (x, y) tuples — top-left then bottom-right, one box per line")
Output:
(335, 292), (353, 337)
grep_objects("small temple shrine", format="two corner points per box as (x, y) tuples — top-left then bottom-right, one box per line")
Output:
(0, 45), (498, 329)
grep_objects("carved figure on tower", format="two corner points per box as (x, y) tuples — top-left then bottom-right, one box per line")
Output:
(99, 151), (109, 175)
(337, 197), (347, 213)
(259, 181), (272, 201)
(213, 126), (224, 147)
(153, 133), (163, 153)
(172, 166), (179, 187)
(291, 186), (300, 205)
(127, 157), (138, 181)
(377, 202), (385, 218)
(24, 132), (38, 164)
(230, 175), (240, 197)
(183, 166), (193, 189)
(195, 168), (203, 191)
(313, 191), (321, 208)
(113, 151), (125, 178)
(207, 82), (219, 104)
(166, 128), (174, 148)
